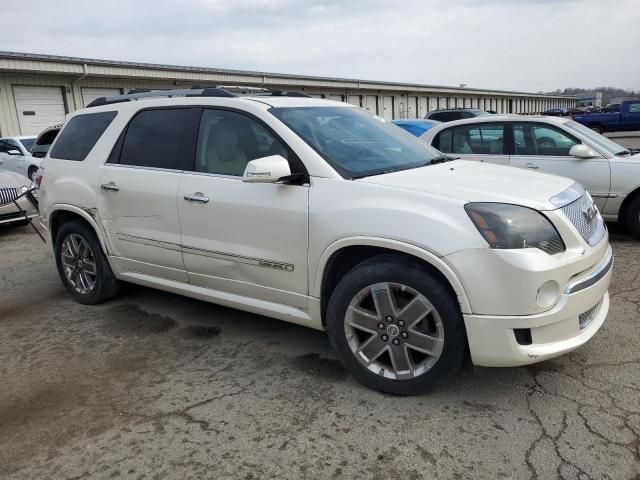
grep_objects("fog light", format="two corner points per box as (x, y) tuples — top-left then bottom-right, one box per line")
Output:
(537, 280), (560, 309)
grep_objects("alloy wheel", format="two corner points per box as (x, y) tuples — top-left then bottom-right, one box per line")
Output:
(344, 282), (445, 380)
(60, 234), (97, 295)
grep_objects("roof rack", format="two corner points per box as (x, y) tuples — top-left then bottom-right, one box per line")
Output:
(86, 86), (311, 108)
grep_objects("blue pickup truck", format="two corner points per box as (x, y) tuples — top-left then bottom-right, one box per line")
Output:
(574, 99), (640, 133)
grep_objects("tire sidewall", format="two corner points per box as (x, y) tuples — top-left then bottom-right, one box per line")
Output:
(54, 221), (109, 304)
(624, 196), (640, 239)
(326, 255), (466, 395)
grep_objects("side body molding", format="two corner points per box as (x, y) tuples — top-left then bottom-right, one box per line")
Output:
(312, 236), (472, 314)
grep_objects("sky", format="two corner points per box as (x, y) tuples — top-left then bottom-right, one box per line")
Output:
(1, 0), (639, 93)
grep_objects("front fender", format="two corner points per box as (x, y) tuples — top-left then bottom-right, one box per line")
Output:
(312, 236), (472, 314)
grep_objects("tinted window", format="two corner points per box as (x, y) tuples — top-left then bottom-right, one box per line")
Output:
(513, 123), (578, 156)
(50, 112), (117, 161)
(0, 140), (13, 153)
(119, 109), (191, 169)
(430, 112), (460, 122)
(436, 123), (504, 154)
(195, 109), (289, 176)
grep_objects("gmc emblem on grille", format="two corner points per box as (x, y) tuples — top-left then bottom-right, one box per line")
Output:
(583, 204), (597, 223)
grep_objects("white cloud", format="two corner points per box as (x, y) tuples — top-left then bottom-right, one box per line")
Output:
(2, 0), (639, 91)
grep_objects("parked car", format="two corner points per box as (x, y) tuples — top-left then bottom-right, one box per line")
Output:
(38, 88), (612, 395)
(0, 135), (40, 180)
(542, 108), (567, 116)
(30, 124), (62, 159)
(574, 99), (640, 133)
(424, 108), (490, 122)
(392, 119), (440, 137)
(420, 114), (640, 238)
(0, 168), (37, 226)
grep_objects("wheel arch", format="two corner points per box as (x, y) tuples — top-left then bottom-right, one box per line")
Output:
(619, 186), (640, 226)
(314, 237), (472, 326)
(48, 205), (110, 255)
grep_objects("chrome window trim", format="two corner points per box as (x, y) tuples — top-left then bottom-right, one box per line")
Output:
(102, 164), (183, 174)
(564, 245), (613, 294)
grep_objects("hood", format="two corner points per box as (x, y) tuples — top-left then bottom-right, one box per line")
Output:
(0, 168), (31, 187)
(357, 160), (575, 211)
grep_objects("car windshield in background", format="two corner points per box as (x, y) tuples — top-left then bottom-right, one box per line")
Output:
(563, 120), (629, 156)
(19, 138), (35, 151)
(270, 106), (440, 179)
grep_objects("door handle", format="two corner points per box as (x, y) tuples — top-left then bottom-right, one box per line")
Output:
(100, 182), (120, 191)
(183, 193), (210, 203)
(523, 163), (539, 170)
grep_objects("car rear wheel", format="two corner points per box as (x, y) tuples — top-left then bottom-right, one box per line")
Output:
(589, 125), (603, 134)
(624, 195), (640, 240)
(326, 254), (466, 395)
(54, 220), (120, 304)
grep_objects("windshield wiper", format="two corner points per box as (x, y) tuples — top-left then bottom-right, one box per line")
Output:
(430, 155), (458, 164)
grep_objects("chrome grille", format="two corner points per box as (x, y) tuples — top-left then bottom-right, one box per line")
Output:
(0, 187), (20, 206)
(561, 194), (606, 246)
(579, 300), (602, 330)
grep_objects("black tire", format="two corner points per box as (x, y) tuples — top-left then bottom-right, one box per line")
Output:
(589, 124), (603, 134)
(28, 166), (38, 181)
(54, 220), (120, 304)
(623, 195), (640, 240)
(326, 253), (466, 395)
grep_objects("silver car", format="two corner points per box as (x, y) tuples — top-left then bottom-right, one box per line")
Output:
(0, 167), (37, 226)
(420, 115), (640, 238)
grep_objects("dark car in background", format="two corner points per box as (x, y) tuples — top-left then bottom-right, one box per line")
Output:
(392, 119), (440, 137)
(424, 108), (490, 122)
(574, 99), (640, 133)
(542, 107), (567, 116)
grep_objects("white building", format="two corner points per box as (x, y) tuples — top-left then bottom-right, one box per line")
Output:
(0, 51), (577, 136)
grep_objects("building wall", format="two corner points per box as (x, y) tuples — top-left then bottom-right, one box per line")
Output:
(0, 71), (577, 136)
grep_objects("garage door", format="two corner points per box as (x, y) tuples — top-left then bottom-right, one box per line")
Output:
(13, 85), (67, 135)
(81, 87), (122, 107)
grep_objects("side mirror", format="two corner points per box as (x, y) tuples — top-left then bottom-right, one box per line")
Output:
(242, 155), (292, 183)
(569, 144), (596, 159)
(7, 149), (22, 156)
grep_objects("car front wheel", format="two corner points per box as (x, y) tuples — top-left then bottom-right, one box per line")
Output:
(326, 254), (466, 395)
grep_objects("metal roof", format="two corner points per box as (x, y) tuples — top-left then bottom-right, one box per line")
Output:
(0, 51), (575, 99)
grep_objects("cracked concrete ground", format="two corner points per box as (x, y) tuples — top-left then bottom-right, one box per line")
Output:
(0, 223), (638, 480)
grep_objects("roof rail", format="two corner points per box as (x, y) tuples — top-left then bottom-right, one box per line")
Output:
(86, 86), (311, 107)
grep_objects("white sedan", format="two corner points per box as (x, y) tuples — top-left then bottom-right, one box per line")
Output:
(0, 169), (37, 226)
(420, 115), (640, 238)
(0, 135), (40, 180)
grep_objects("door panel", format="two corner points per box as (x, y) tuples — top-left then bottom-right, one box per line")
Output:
(98, 166), (186, 281)
(179, 175), (309, 307)
(508, 122), (611, 210)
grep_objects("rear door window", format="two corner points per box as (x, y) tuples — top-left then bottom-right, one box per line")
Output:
(436, 123), (504, 154)
(49, 111), (117, 161)
(117, 109), (192, 170)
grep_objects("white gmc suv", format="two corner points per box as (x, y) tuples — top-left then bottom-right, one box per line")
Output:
(37, 88), (613, 394)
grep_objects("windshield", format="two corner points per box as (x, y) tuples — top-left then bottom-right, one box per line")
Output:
(270, 106), (441, 178)
(563, 119), (628, 155)
(19, 138), (35, 151)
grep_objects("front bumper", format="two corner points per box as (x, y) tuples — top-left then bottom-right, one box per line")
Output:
(463, 246), (613, 367)
(0, 196), (37, 225)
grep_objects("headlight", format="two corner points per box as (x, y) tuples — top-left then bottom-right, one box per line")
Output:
(465, 203), (565, 254)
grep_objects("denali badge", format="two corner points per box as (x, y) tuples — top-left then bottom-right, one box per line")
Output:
(583, 204), (597, 223)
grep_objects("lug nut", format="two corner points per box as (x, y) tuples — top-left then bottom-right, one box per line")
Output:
(401, 331), (408, 338)
(377, 323), (385, 330)
(385, 315), (393, 322)
(381, 334), (388, 342)
(397, 320), (405, 327)
(392, 338), (400, 345)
